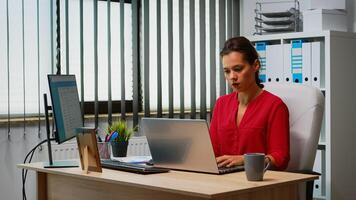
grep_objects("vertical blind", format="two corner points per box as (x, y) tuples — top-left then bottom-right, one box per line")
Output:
(59, 0), (134, 127)
(0, 0), (54, 137)
(0, 0), (239, 134)
(142, 0), (240, 121)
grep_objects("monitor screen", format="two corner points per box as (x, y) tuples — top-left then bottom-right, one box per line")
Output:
(48, 75), (83, 144)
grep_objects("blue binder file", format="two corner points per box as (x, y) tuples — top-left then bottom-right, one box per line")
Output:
(291, 40), (303, 83)
(256, 42), (267, 83)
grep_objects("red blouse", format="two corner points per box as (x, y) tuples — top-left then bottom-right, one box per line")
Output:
(209, 90), (290, 170)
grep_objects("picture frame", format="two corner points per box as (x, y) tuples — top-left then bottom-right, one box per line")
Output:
(76, 127), (102, 173)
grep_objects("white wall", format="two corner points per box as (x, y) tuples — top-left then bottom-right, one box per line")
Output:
(0, 124), (45, 200)
(240, 0), (356, 36)
(346, 0), (356, 31)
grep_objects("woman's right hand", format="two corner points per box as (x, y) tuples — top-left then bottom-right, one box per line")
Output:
(216, 155), (244, 168)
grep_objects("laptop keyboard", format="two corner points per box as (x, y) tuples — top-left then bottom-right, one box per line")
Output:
(101, 159), (169, 174)
(218, 165), (245, 174)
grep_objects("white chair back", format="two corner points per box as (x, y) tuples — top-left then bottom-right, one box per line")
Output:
(264, 83), (324, 172)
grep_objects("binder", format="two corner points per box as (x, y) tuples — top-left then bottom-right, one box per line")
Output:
(284, 40), (312, 85)
(302, 42), (312, 85)
(313, 149), (322, 197)
(266, 44), (284, 83)
(255, 42), (267, 83)
(291, 40), (303, 83)
(283, 43), (292, 83)
(311, 41), (321, 88)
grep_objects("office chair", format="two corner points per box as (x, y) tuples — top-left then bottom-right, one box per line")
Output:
(265, 83), (324, 200)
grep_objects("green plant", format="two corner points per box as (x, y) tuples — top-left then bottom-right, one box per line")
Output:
(106, 120), (137, 143)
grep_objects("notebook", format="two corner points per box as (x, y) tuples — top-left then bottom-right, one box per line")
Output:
(141, 118), (244, 174)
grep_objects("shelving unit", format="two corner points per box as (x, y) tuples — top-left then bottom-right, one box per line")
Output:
(247, 31), (356, 200)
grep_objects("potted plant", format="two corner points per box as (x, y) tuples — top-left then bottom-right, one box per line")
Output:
(105, 120), (137, 157)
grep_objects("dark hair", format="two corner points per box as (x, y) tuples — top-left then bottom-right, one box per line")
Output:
(220, 36), (264, 88)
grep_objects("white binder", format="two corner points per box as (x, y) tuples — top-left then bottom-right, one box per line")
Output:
(266, 44), (284, 83)
(302, 42), (312, 85)
(313, 149), (324, 197)
(283, 43), (292, 83)
(311, 41), (321, 88)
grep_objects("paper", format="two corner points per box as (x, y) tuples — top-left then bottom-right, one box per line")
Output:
(111, 156), (152, 164)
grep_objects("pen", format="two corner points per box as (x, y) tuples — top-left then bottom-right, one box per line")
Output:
(106, 131), (115, 142)
(110, 132), (119, 142)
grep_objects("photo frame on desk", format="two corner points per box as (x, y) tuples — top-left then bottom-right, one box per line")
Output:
(76, 127), (102, 173)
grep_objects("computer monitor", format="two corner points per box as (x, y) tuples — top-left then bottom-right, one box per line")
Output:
(44, 75), (83, 168)
(48, 75), (83, 143)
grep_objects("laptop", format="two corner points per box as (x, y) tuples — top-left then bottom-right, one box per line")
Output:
(141, 118), (244, 174)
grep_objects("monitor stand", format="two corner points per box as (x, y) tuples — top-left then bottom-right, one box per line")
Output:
(43, 93), (78, 168)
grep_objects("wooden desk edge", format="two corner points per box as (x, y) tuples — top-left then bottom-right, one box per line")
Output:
(17, 163), (319, 199)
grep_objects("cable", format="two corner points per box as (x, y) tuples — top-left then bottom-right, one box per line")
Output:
(56, 0), (61, 75)
(22, 139), (50, 199)
(22, 139), (51, 199)
(22, 150), (36, 200)
(23, 148), (36, 200)
(22, 138), (55, 200)
(22, 140), (44, 199)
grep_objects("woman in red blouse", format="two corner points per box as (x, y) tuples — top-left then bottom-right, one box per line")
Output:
(210, 37), (290, 170)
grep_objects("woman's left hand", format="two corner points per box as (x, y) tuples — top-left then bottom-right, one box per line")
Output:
(216, 155), (244, 168)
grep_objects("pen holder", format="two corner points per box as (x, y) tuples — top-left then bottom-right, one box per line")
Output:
(97, 142), (111, 160)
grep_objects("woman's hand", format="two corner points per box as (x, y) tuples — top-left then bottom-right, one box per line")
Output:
(216, 155), (244, 168)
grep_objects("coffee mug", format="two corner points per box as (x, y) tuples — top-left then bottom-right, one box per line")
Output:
(244, 153), (270, 181)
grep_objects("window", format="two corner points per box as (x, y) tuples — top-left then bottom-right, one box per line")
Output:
(0, 0), (135, 119)
(0, 0), (239, 123)
(141, 0), (239, 117)
(60, 0), (134, 102)
(0, 0), (53, 117)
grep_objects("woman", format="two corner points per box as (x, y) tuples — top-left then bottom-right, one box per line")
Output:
(209, 37), (290, 170)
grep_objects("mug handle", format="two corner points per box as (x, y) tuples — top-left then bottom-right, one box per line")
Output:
(263, 157), (270, 173)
